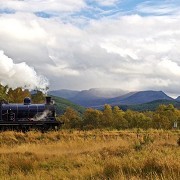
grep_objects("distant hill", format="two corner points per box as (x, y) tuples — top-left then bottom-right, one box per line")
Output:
(85, 99), (180, 112)
(176, 96), (180, 102)
(49, 93), (179, 113)
(86, 90), (173, 108)
(49, 89), (79, 99)
(49, 89), (175, 108)
(117, 90), (173, 105)
(125, 99), (180, 111)
(50, 95), (85, 115)
(49, 88), (126, 98)
(83, 88), (127, 98)
(70, 90), (104, 107)
(49, 88), (127, 107)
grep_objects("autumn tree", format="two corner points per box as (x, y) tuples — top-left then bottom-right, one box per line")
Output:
(0, 84), (46, 104)
(0, 84), (9, 101)
(112, 106), (128, 129)
(124, 110), (152, 129)
(8, 87), (30, 103)
(101, 104), (113, 128)
(83, 108), (103, 129)
(31, 90), (45, 104)
(59, 107), (82, 129)
(153, 104), (179, 129)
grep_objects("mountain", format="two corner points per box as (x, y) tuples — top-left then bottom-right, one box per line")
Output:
(99, 92), (137, 106)
(70, 90), (104, 107)
(117, 90), (173, 105)
(49, 91), (178, 113)
(83, 88), (127, 98)
(71, 88), (128, 107)
(89, 91), (173, 108)
(50, 95), (85, 115)
(49, 89), (174, 108)
(176, 96), (180, 102)
(49, 88), (127, 107)
(50, 93), (179, 114)
(49, 88), (126, 99)
(49, 89), (79, 99)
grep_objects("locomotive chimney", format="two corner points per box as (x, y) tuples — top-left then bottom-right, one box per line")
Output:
(46, 96), (51, 105)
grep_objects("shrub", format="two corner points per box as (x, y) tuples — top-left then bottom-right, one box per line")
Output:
(134, 141), (143, 151)
(142, 158), (163, 175)
(103, 162), (120, 178)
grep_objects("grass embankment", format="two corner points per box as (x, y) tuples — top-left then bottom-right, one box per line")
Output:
(0, 130), (179, 179)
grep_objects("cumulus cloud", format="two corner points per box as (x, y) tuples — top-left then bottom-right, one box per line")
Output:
(0, 1), (180, 96)
(0, 50), (48, 91)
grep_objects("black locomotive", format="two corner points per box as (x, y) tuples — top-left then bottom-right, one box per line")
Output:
(0, 96), (63, 131)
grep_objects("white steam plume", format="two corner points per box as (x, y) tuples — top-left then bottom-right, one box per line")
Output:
(0, 50), (49, 92)
(33, 110), (51, 121)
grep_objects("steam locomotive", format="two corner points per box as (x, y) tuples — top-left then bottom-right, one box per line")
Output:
(0, 96), (63, 131)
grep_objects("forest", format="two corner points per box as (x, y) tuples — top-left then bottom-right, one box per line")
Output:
(60, 104), (180, 130)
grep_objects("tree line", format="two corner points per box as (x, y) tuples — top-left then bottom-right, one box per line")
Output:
(59, 104), (180, 130)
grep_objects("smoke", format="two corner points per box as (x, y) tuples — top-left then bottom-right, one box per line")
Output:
(33, 110), (51, 121)
(0, 50), (49, 92)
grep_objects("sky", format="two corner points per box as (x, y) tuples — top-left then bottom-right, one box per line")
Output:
(0, 0), (180, 97)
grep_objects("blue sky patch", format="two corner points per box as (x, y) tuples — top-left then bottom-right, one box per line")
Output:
(0, 8), (15, 14)
(0, 0), (179, 20)
(35, 12), (54, 18)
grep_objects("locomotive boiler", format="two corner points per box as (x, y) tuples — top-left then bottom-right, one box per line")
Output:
(0, 96), (63, 131)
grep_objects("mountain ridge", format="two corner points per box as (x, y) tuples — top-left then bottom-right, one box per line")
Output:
(49, 89), (177, 108)
(176, 96), (180, 101)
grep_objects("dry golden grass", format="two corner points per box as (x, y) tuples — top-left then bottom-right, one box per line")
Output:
(0, 129), (179, 179)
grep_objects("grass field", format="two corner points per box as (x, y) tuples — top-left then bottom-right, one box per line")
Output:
(0, 129), (179, 179)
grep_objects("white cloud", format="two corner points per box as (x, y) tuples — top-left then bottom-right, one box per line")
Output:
(0, 14), (47, 41)
(0, 4), (180, 96)
(0, 50), (48, 91)
(136, 1), (180, 15)
(0, 0), (86, 13)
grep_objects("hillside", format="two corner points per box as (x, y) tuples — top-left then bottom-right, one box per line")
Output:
(92, 99), (180, 112)
(176, 96), (180, 102)
(125, 99), (180, 111)
(50, 95), (85, 115)
(72, 90), (174, 107)
(70, 90), (105, 107)
(49, 88), (126, 99)
(49, 89), (176, 108)
(49, 88), (127, 107)
(118, 90), (173, 105)
(49, 89), (79, 99)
